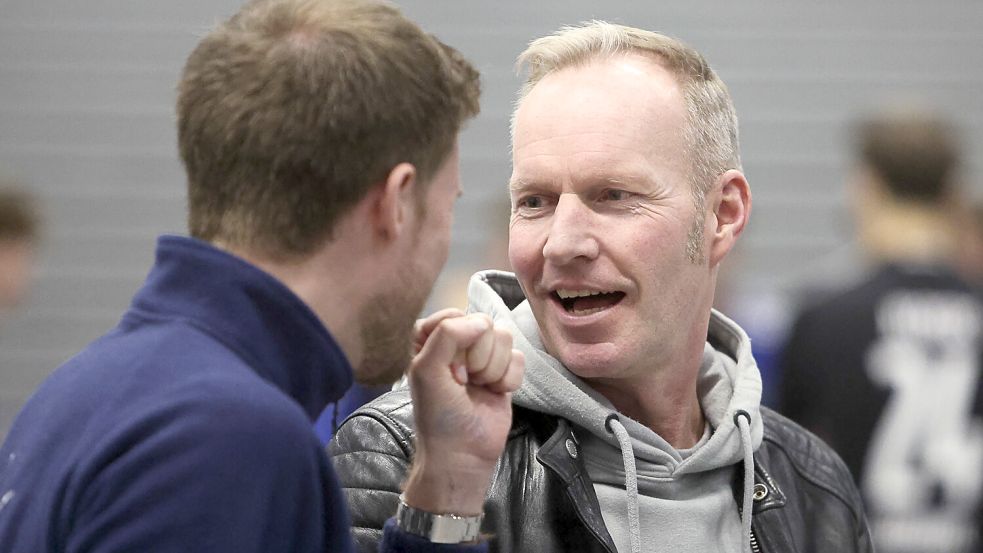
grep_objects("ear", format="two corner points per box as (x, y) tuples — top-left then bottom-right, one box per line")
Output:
(371, 162), (419, 242)
(708, 169), (751, 267)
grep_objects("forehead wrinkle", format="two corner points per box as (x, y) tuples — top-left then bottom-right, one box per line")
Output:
(515, 127), (660, 152)
(514, 152), (656, 183)
(515, 127), (681, 175)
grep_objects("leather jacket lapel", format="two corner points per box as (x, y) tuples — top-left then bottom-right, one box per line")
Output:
(536, 418), (618, 553)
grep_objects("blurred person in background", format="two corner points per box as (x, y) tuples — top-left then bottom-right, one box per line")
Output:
(957, 199), (983, 286)
(0, 184), (39, 316)
(0, 0), (525, 551)
(333, 21), (871, 553)
(780, 108), (983, 553)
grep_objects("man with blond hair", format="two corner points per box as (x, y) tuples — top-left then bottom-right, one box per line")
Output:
(333, 22), (871, 553)
(0, 0), (523, 551)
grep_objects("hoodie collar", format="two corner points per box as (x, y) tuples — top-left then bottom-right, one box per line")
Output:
(126, 235), (353, 419)
(469, 270), (764, 552)
(467, 269), (764, 472)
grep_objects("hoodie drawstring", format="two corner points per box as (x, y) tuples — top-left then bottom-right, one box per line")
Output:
(734, 410), (754, 553)
(605, 414), (641, 553)
(604, 410), (754, 553)
(605, 411), (756, 553)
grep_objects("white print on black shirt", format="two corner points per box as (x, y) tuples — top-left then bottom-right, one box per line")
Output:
(864, 292), (983, 553)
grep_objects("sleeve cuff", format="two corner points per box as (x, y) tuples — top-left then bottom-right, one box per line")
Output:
(379, 518), (488, 553)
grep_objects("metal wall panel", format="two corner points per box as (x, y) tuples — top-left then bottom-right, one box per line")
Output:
(1, 0), (981, 435)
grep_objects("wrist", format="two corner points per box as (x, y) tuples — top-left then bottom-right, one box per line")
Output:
(395, 493), (484, 544)
(402, 450), (493, 515)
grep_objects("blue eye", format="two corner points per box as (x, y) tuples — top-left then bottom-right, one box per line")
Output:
(602, 189), (630, 201)
(517, 196), (544, 209)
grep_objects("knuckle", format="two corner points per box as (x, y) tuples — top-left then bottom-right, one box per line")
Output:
(471, 313), (493, 328)
(433, 318), (459, 338)
(433, 307), (463, 323)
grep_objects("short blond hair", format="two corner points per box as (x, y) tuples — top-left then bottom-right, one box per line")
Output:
(178, 0), (480, 258)
(514, 21), (740, 201)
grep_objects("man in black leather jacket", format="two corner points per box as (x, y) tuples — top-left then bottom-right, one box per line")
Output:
(331, 21), (872, 553)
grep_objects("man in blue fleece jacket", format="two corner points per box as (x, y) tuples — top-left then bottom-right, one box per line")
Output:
(0, 0), (524, 551)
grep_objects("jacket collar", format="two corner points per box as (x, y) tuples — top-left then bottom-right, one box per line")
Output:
(536, 416), (618, 553)
(126, 235), (352, 419)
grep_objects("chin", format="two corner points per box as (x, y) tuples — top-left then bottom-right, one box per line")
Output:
(551, 342), (625, 380)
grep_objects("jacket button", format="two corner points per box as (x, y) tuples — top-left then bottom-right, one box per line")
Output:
(752, 483), (768, 501)
(565, 438), (578, 459)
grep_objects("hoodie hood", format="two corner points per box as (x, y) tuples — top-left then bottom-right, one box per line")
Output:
(468, 270), (763, 472)
(468, 270), (763, 553)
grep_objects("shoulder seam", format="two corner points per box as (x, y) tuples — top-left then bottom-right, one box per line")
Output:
(338, 406), (415, 458)
(761, 411), (863, 526)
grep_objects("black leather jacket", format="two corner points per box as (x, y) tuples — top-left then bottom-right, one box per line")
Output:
(330, 389), (873, 553)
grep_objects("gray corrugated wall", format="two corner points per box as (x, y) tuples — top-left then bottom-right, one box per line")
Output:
(1, 1), (981, 436)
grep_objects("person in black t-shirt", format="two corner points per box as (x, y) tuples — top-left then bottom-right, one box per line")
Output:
(780, 108), (983, 553)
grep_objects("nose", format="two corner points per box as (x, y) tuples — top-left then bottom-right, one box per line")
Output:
(542, 193), (599, 265)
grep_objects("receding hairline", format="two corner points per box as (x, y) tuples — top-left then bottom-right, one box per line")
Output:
(515, 21), (712, 99)
(516, 50), (688, 110)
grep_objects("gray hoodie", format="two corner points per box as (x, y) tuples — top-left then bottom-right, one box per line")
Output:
(467, 271), (764, 553)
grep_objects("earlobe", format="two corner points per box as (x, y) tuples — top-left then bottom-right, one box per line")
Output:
(373, 162), (418, 241)
(709, 170), (751, 267)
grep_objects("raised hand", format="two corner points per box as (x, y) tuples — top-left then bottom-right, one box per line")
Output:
(401, 312), (525, 515)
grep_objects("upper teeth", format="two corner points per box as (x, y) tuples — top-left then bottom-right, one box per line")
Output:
(556, 290), (609, 299)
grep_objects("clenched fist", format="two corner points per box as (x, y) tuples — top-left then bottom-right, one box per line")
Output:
(402, 309), (525, 516)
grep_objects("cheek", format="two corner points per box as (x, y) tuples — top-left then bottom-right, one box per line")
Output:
(419, 214), (452, 273)
(432, 205), (454, 246)
(628, 219), (689, 258)
(507, 226), (540, 278)
(434, 227), (451, 267)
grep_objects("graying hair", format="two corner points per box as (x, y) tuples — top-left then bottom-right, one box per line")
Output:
(513, 20), (741, 205)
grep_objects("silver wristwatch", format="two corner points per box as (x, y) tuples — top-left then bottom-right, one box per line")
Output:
(395, 494), (484, 544)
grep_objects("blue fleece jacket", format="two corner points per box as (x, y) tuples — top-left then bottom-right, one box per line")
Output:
(0, 236), (486, 553)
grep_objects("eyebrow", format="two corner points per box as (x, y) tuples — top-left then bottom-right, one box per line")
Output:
(508, 177), (534, 191)
(508, 173), (654, 195)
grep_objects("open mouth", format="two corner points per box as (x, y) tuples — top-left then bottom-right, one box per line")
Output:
(553, 289), (626, 316)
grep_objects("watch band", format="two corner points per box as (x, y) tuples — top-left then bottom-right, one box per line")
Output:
(395, 494), (484, 544)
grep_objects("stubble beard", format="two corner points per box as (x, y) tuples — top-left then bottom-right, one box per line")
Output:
(354, 259), (432, 387)
(355, 289), (427, 387)
(685, 208), (706, 265)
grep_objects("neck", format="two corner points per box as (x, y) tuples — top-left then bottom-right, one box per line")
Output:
(586, 314), (710, 449)
(214, 242), (368, 369)
(591, 377), (705, 448)
(860, 200), (956, 265)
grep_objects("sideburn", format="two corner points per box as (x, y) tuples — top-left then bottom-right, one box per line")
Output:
(686, 192), (707, 265)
